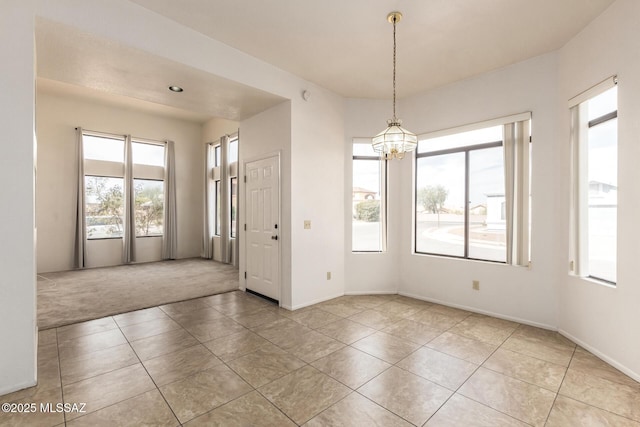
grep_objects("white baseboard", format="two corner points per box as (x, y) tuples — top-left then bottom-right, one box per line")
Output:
(0, 379), (37, 398)
(398, 291), (557, 331)
(345, 290), (397, 295)
(558, 329), (640, 383)
(290, 292), (345, 311)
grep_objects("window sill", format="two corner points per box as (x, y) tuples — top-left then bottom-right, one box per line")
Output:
(570, 274), (616, 289)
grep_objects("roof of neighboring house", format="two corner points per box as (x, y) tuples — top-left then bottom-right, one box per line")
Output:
(352, 187), (377, 194)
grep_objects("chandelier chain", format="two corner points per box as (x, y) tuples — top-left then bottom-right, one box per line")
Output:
(392, 15), (397, 120)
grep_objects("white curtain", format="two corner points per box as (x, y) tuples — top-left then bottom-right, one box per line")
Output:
(202, 143), (214, 259)
(568, 105), (587, 276)
(123, 135), (136, 264)
(73, 127), (86, 269)
(162, 140), (178, 259)
(219, 135), (231, 264)
(503, 120), (530, 266)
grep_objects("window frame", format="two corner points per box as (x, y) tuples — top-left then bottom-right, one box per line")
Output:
(573, 85), (618, 285)
(351, 140), (388, 253)
(414, 140), (505, 262)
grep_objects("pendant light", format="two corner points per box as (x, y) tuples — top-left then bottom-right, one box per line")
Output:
(372, 11), (417, 160)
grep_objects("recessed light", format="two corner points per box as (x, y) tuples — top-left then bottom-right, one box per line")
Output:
(168, 85), (183, 93)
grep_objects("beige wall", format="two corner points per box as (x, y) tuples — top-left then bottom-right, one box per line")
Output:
(36, 86), (205, 273)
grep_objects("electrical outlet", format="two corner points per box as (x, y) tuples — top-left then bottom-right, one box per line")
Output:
(472, 280), (480, 291)
(327, 272), (331, 280)
(304, 220), (311, 229)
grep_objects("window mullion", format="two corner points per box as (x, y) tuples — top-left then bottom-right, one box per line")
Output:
(464, 150), (470, 258)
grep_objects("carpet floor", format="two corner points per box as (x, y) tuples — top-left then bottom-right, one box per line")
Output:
(37, 258), (239, 329)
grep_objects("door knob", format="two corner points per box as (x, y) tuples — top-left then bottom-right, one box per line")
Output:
(271, 235), (278, 240)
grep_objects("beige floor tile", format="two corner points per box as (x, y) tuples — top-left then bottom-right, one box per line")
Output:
(407, 310), (461, 331)
(130, 328), (199, 361)
(120, 317), (182, 342)
(0, 387), (64, 427)
(159, 298), (212, 316)
(230, 308), (285, 329)
(1, 348), (61, 402)
(113, 307), (169, 327)
(168, 306), (227, 325)
(214, 298), (273, 316)
(427, 331), (498, 364)
(287, 308), (343, 329)
(184, 390), (297, 427)
(397, 347), (478, 390)
(62, 363), (155, 420)
(160, 364), (253, 424)
(381, 318), (442, 345)
(559, 369), (640, 421)
(65, 389), (178, 427)
(203, 330), (270, 361)
(311, 346), (391, 389)
(303, 392), (412, 427)
(60, 343), (139, 385)
(547, 395), (640, 427)
(351, 331), (421, 364)
(253, 317), (310, 344)
(38, 328), (58, 346)
(483, 348), (567, 391)
(200, 291), (245, 306)
(285, 330), (345, 363)
(58, 329), (127, 360)
(346, 294), (396, 308)
(393, 295), (433, 308)
(458, 367), (556, 426)
(448, 318), (514, 345)
(502, 335), (574, 367)
(258, 365), (351, 425)
(227, 343), (306, 388)
(349, 309), (402, 330)
(358, 366), (452, 426)
(316, 318), (377, 344)
(425, 393), (529, 426)
(180, 316), (247, 342)
(466, 314), (519, 331)
(427, 304), (472, 322)
(143, 344), (222, 386)
(57, 317), (117, 342)
(373, 300), (423, 318)
(512, 325), (576, 349)
(317, 301), (367, 317)
(569, 348), (640, 389)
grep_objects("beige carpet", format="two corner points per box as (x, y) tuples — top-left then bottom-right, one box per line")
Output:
(38, 258), (239, 329)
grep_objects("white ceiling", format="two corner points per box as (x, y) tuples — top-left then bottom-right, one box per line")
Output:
(130, 0), (615, 99)
(35, 0), (614, 121)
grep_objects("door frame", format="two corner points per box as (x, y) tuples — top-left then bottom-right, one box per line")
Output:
(241, 150), (282, 305)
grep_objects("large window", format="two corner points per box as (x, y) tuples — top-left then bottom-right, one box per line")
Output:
(82, 133), (165, 240)
(570, 81), (617, 284)
(352, 141), (386, 252)
(415, 126), (506, 262)
(134, 179), (164, 237)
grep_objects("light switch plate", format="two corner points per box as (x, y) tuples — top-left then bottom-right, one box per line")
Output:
(304, 220), (311, 229)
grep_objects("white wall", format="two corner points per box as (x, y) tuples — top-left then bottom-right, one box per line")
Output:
(239, 101), (292, 307)
(290, 89), (346, 308)
(344, 98), (402, 294)
(36, 86), (204, 272)
(0, 1), (37, 395)
(556, 0), (640, 380)
(396, 53), (561, 329)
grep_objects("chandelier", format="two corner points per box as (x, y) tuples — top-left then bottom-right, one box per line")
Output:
(372, 11), (417, 160)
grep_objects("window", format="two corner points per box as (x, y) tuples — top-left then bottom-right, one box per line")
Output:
(352, 141), (386, 252)
(214, 145), (221, 167)
(85, 176), (124, 239)
(82, 132), (166, 240)
(215, 180), (221, 236)
(134, 179), (164, 237)
(229, 138), (238, 163)
(414, 115), (531, 265)
(416, 126), (505, 262)
(570, 81), (617, 284)
(230, 177), (237, 238)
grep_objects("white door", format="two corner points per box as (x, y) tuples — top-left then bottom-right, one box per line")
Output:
(245, 155), (280, 302)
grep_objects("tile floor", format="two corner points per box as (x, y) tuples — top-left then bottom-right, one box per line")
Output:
(1, 291), (639, 426)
